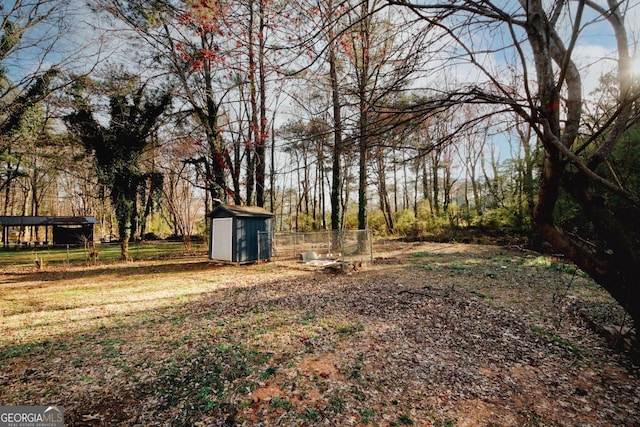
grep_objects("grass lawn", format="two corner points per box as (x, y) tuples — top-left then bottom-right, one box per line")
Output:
(0, 242), (638, 426)
(0, 240), (207, 268)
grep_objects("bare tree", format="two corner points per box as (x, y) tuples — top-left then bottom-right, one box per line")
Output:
(161, 157), (204, 250)
(1, 0), (66, 195)
(453, 105), (491, 220)
(390, 0), (640, 336)
(326, 0), (346, 231)
(279, 118), (331, 230)
(283, 0), (349, 231)
(1, 0), (107, 221)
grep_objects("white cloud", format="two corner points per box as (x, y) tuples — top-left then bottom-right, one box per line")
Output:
(572, 44), (617, 97)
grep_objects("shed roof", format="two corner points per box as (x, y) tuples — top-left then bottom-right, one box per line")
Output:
(0, 216), (98, 226)
(207, 204), (274, 218)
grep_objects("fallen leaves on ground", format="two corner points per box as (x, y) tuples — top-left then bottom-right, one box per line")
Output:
(0, 242), (638, 426)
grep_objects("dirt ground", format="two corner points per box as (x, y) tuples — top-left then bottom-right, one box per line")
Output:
(1, 242), (638, 426)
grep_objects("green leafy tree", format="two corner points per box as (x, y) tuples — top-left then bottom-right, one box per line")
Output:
(65, 77), (171, 260)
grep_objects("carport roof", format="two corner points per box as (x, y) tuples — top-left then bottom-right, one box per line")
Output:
(0, 216), (98, 226)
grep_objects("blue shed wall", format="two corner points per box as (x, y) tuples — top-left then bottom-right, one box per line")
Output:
(234, 217), (272, 263)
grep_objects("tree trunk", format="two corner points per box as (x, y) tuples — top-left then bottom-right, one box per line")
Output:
(120, 238), (131, 262)
(523, 0), (640, 335)
(357, 0), (371, 233)
(358, 117), (368, 230)
(140, 187), (152, 239)
(328, 0), (343, 233)
(376, 154), (394, 234)
(246, 146), (255, 205)
(247, 0), (257, 206)
(255, 0), (267, 207)
(116, 196), (133, 261)
(270, 112), (276, 211)
(431, 152), (440, 216)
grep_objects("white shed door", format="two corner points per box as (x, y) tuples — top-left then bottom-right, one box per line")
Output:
(212, 218), (233, 261)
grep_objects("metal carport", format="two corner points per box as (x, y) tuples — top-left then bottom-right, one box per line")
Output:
(0, 216), (98, 247)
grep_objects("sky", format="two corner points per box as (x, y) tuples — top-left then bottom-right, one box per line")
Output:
(2, 0), (120, 87)
(5, 0), (637, 103)
(3, 0), (639, 168)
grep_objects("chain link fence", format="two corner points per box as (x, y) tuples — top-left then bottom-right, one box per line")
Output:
(258, 230), (373, 265)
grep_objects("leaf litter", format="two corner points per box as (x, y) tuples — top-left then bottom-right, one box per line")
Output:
(0, 242), (638, 426)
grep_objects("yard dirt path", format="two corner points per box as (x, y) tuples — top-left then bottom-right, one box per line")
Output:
(1, 242), (638, 426)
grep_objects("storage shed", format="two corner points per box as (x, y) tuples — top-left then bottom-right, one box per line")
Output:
(207, 204), (274, 263)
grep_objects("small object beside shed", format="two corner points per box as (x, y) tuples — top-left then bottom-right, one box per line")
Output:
(207, 204), (274, 264)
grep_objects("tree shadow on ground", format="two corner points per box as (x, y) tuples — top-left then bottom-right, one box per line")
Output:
(2, 250), (638, 426)
(0, 259), (227, 284)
